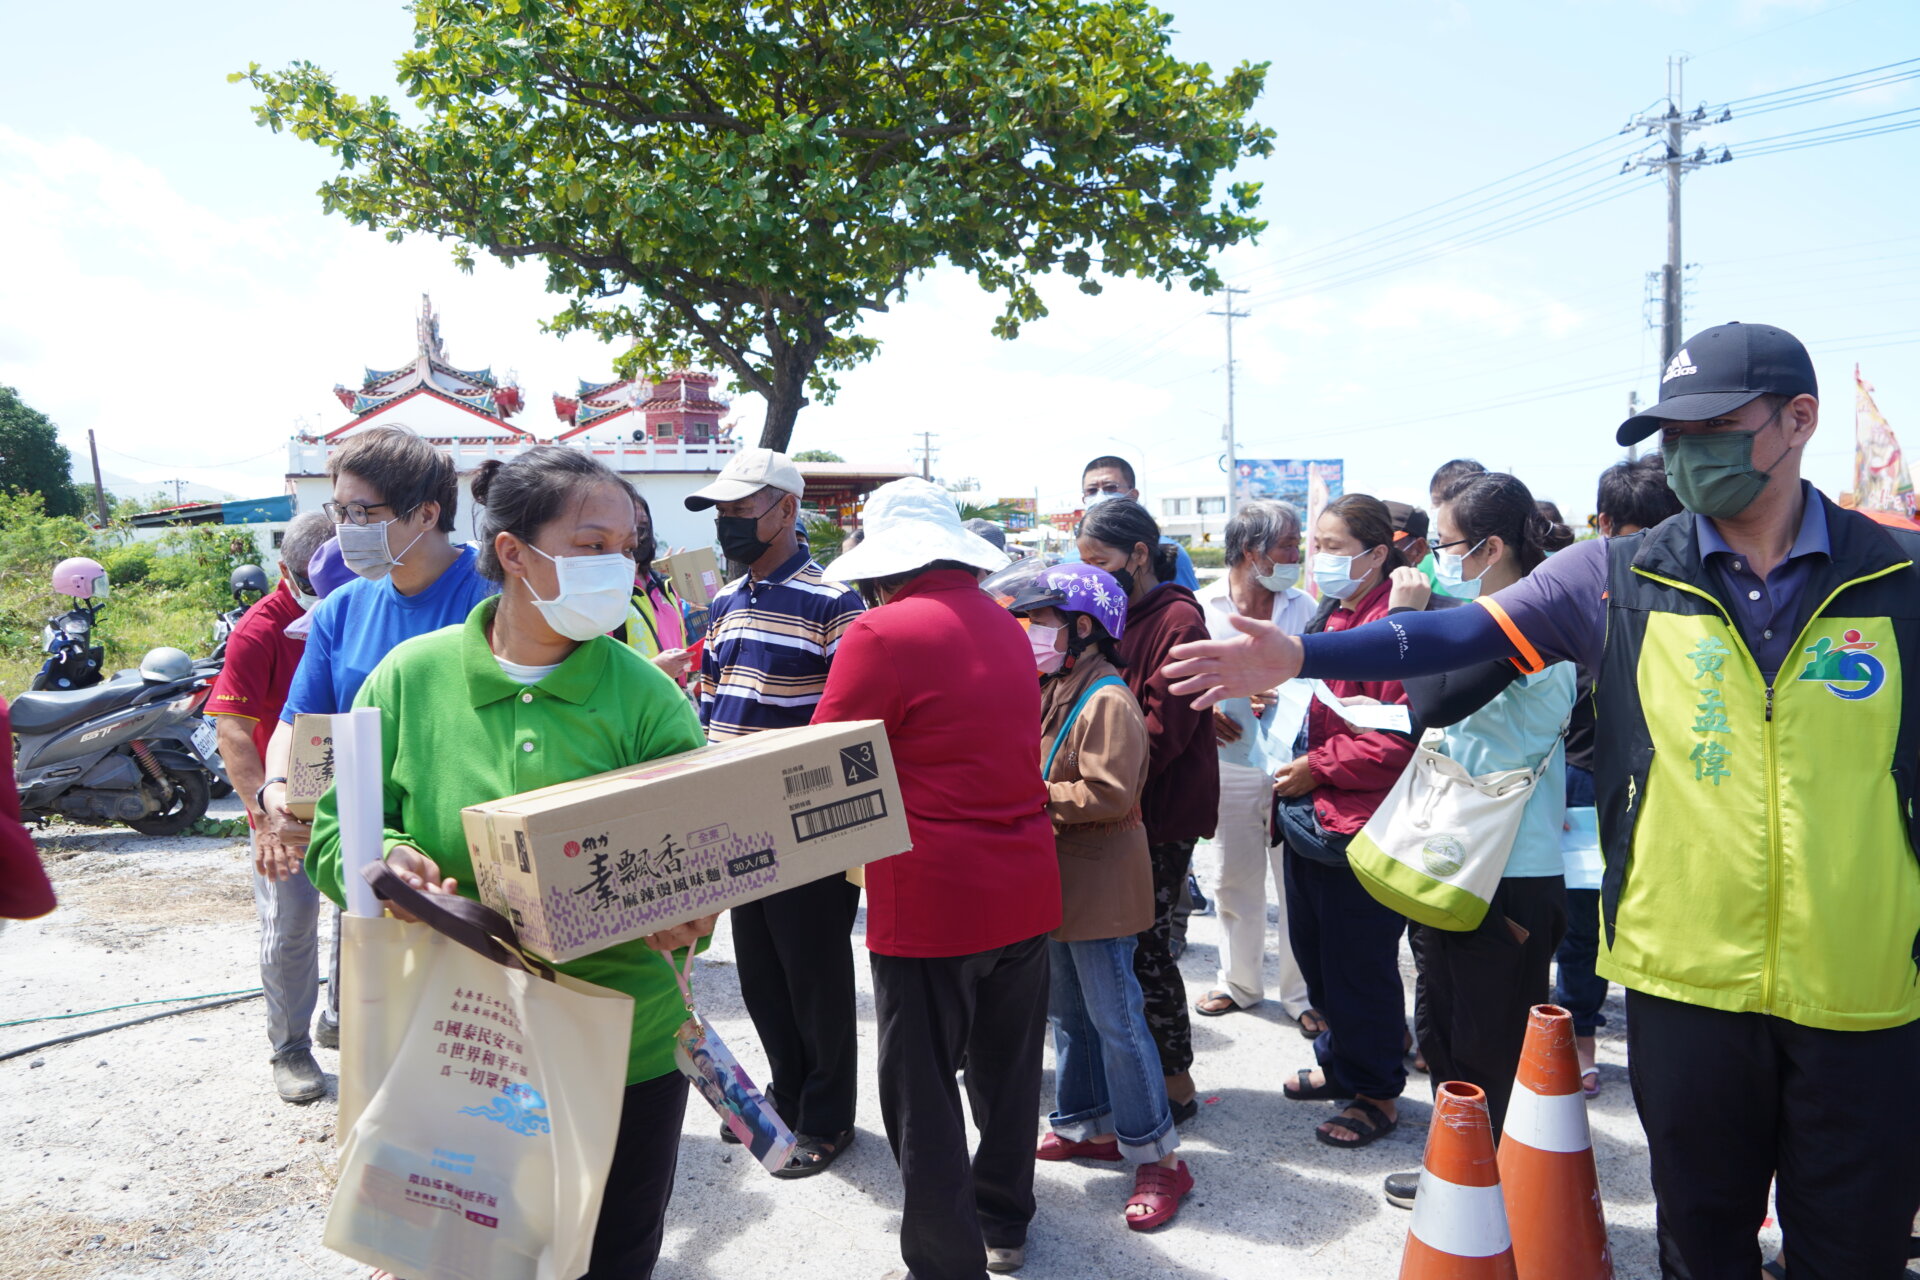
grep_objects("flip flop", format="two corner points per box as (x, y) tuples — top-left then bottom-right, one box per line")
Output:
(1283, 1067), (1347, 1102)
(1581, 1068), (1601, 1099)
(1124, 1160), (1194, 1232)
(1296, 1009), (1328, 1038)
(1036, 1132), (1122, 1163)
(1194, 990), (1243, 1017)
(1316, 1098), (1398, 1149)
(771, 1127), (854, 1179)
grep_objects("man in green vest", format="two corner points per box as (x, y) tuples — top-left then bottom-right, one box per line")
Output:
(1164, 322), (1920, 1279)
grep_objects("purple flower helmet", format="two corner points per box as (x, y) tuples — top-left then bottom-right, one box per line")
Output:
(1005, 562), (1128, 642)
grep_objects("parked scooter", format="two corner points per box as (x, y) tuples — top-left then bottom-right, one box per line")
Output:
(29, 557), (111, 692)
(11, 647), (230, 836)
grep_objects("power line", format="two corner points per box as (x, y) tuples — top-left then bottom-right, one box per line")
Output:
(1710, 54), (1920, 108)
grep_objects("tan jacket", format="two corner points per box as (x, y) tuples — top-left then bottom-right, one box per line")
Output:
(1040, 654), (1155, 942)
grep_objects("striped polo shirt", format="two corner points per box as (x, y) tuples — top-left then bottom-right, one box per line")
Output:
(697, 546), (866, 740)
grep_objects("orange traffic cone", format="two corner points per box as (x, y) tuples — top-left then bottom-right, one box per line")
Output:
(1400, 1081), (1519, 1279)
(1498, 1004), (1613, 1279)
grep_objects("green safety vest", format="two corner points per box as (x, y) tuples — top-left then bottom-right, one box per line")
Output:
(1594, 494), (1920, 1031)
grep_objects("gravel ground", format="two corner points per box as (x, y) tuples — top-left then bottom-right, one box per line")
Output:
(2, 819), (1685, 1279)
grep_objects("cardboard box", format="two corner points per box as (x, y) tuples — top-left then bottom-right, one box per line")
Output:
(461, 721), (910, 963)
(286, 713), (336, 821)
(658, 547), (723, 610)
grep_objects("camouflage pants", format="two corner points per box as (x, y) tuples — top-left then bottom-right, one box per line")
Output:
(1132, 839), (1196, 1078)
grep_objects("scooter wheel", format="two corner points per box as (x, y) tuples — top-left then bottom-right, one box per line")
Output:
(126, 769), (211, 837)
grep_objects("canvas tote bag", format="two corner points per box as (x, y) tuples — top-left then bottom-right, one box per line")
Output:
(327, 863), (633, 1280)
(1347, 729), (1560, 931)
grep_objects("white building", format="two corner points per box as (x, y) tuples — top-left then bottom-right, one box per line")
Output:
(285, 297), (741, 555)
(1148, 489), (1231, 547)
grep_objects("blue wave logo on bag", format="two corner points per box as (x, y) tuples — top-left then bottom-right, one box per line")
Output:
(459, 1081), (551, 1137)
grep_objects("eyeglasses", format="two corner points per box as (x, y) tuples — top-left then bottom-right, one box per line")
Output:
(323, 500), (396, 526)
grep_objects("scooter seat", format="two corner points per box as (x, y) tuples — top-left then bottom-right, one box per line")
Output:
(7, 676), (148, 735)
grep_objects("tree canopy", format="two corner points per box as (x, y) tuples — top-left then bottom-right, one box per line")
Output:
(791, 449), (846, 463)
(241, 0), (1271, 451)
(0, 386), (83, 519)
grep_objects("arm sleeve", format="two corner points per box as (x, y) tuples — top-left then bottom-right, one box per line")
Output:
(279, 601), (340, 723)
(1047, 690), (1149, 825)
(811, 621), (904, 729)
(1140, 620), (1214, 782)
(1389, 606), (1521, 727)
(1300, 600), (1518, 682)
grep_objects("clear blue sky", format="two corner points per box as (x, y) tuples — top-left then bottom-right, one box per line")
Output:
(1, 0), (1914, 520)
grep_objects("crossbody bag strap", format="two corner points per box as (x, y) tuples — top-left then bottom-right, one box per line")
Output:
(1043, 675), (1128, 779)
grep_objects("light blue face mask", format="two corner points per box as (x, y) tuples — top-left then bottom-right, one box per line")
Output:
(1311, 550), (1375, 599)
(1433, 538), (1488, 599)
(1083, 488), (1126, 508)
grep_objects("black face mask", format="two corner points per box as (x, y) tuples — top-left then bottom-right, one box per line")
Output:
(1110, 566), (1136, 599)
(716, 514), (772, 565)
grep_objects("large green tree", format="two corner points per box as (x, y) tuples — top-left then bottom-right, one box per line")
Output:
(0, 385), (83, 519)
(241, 0), (1270, 451)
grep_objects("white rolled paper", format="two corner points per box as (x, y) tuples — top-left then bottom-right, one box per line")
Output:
(334, 706), (386, 918)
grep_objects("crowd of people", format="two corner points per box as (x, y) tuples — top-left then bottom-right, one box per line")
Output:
(4, 319), (1917, 1280)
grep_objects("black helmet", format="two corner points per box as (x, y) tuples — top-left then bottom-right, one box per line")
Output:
(230, 564), (269, 602)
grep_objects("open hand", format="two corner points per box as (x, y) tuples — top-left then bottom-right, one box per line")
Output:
(1165, 613), (1304, 710)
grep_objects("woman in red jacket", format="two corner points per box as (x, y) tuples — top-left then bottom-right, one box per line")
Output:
(1272, 494), (1417, 1149)
(814, 478), (1061, 1280)
(1076, 499), (1217, 1123)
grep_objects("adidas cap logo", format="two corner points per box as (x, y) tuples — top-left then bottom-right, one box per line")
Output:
(1662, 347), (1697, 383)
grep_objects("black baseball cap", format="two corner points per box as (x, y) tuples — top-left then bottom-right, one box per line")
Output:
(1618, 322), (1818, 445)
(1384, 500), (1429, 542)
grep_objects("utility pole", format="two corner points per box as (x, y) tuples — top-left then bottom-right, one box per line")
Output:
(1209, 285), (1249, 516)
(1627, 57), (1730, 367)
(86, 430), (109, 525)
(912, 432), (938, 482)
(1626, 391), (1642, 461)
(164, 478), (187, 505)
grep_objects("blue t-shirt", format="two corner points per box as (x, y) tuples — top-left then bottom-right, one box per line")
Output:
(1430, 663), (1577, 879)
(280, 544), (499, 722)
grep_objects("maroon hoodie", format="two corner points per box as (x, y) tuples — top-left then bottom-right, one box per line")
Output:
(1114, 582), (1219, 844)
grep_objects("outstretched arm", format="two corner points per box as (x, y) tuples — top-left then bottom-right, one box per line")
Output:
(1165, 605), (1518, 708)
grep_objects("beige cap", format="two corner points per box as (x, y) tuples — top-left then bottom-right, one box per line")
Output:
(684, 447), (807, 510)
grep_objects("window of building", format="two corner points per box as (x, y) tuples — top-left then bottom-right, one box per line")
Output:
(1198, 496), (1227, 515)
(1163, 498), (1190, 516)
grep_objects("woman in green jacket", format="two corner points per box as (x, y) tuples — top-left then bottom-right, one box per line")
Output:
(309, 446), (710, 1280)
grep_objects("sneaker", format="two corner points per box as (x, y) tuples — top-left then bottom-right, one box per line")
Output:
(1383, 1170), (1420, 1209)
(273, 1049), (327, 1104)
(1186, 873), (1213, 916)
(986, 1245), (1025, 1273)
(313, 1017), (340, 1051)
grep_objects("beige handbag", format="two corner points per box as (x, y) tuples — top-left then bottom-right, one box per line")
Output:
(327, 864), (633, 1280)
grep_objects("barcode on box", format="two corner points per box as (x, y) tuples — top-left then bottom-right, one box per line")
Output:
(783, 765), (834, 798)
(791, 791), (887, 842)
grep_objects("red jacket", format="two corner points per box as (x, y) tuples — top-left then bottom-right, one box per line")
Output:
(0, 699), (55, 920)
(811, 569), (1060, 957)
(1114, 583), (1218, 844)
(1306, 578), (1415, 836)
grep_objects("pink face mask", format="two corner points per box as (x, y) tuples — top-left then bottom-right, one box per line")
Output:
(1028, 623), (1066, 674)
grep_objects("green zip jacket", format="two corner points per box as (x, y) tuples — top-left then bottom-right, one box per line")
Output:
(1595, 495), (1920, 1031)
(308, 598), (708, 1083)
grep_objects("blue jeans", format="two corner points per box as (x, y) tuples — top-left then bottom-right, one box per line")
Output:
(1552, 765), (1609, 1036)
(1048, 936), (1178, 1164)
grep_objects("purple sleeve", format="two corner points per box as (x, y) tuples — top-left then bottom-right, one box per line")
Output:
(1480, 537), (1609, 672)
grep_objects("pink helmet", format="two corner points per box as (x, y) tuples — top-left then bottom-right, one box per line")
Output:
(52, 557), (109, 600)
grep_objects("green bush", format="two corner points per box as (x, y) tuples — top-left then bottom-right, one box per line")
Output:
(1186, 544), (1226, 568)
(0, 492), (256, 698)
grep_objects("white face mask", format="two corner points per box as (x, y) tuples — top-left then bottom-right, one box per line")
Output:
(292, 587), (319, 612)
(1254, 560), (1301, 593)
(1311, 550), (1375, 600)
(1027, 623), (1066, 674)
(336, 519), (427, 581)
(1434, 538), (1489, 599)
(526, 544), (636, 641)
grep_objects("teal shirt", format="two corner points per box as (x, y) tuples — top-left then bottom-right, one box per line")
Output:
(1429, 663), (1576, 879)
(309, 597), (708, 1084)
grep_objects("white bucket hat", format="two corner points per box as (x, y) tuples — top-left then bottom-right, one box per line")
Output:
(827, 478), (1010, 581)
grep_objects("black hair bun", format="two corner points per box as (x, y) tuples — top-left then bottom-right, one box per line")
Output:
(470, 458), (505, 508)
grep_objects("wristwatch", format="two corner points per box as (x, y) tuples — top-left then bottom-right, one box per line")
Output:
(255, 776), (288, 814)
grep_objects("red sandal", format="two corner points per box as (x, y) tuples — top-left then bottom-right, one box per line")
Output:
(1036, 1132), (1122, 1162)
(1125, 1160), (1194, 1231)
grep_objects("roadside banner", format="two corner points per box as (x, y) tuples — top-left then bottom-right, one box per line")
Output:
(1854, 364), (1915, 518)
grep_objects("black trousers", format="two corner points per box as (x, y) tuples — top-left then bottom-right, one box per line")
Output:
(1409, 875), (1567, 1135)
(583, 1070), (690, 1280)
(1283, 847), (1409, 1100)
(871, 934), (1051, 1280)
(730, 874), (862, 1136)
(1627, 989), (1920, 1279)
(1134, 839), (1196, 1078)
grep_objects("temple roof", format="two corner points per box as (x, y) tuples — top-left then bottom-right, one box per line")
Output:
(325, 295), (526, 440)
